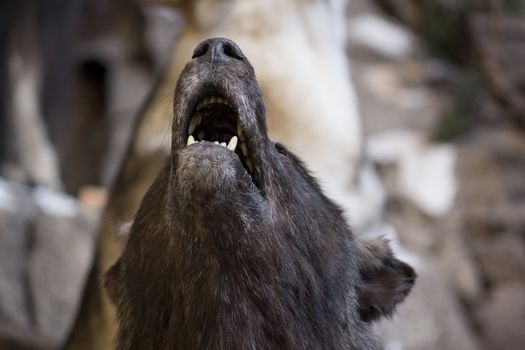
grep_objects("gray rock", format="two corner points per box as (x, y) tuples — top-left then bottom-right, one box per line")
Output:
(475, 283), (525, 350)
(29, 194), (98, 347)
(473, 234), (525, 285)
(0, 179), (36, 334)
(440, 233), (481, 301)
(0, 179), (99, 349)
(376, 260), (481, 350)
(457, 127), (525, 234)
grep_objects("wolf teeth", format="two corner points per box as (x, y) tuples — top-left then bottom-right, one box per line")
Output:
(187, 137), (238, 147)
(227, 136), (238, 151)
(196, 96), (232, 111)
(185, 135), (252, 174)
(188, 113), (201, 134)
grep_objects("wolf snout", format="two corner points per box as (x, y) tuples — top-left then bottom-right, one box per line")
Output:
(192, 38), (245, 64)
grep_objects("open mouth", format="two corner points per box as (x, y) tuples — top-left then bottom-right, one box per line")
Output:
(185, 95), (253, 175)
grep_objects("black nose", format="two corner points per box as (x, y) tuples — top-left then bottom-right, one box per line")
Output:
(192, 38), (245, 64)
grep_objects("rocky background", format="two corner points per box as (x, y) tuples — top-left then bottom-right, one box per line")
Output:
(1, 0), (524, 349)
(348, 1), (525, 349)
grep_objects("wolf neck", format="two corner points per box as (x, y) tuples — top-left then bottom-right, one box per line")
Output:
(174, 221), (290, 349)
(168, 180), (345, 348)
(176, 263), (279, 348)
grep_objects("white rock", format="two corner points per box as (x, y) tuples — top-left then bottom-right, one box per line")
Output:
(367, 129), (457, 217)
(0, 178), (17, 212)
(348, 14), (414, 60)
(399, 144), (457, 217)
(33, 186), (79, 218)
(367, 129), (423, 165)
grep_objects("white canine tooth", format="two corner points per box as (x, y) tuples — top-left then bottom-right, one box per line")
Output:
(188, 114), (201, 134)
(227, 136), (238, 151)
(214, 141), (219, 144)
(187, 135), (195, 146)
(220, 142), (226, 147)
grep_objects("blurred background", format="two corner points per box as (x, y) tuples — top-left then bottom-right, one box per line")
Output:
(1, 0), (524, 349)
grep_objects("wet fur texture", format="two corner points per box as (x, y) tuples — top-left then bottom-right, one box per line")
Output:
(105, 38), (415, 350)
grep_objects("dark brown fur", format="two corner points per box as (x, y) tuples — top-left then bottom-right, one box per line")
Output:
(105, 38), (415, 350)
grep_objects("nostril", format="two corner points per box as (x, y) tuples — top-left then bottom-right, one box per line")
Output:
(192, 38), (245, 63)
(223, 42), (245, 60)
(192, 42), (209, 59)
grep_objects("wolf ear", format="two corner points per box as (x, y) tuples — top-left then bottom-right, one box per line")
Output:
(357, 239), (416, 322)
